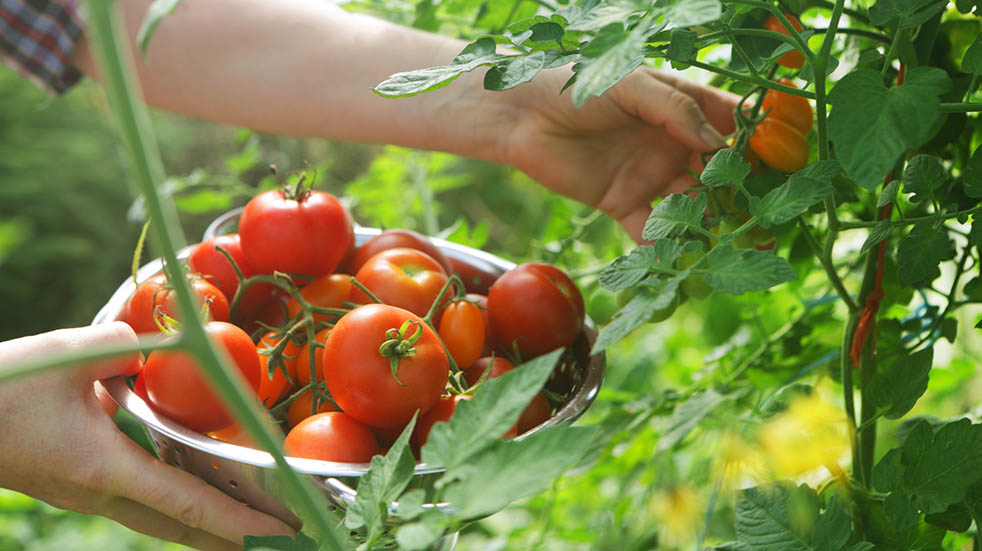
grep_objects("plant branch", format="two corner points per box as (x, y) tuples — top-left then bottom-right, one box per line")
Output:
(798, 217), (858, 311)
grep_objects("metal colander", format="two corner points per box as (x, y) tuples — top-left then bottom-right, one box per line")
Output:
(93, 209), (605, 548)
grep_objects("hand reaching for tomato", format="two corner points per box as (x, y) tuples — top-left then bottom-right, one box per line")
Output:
(0, 323), (294, 551)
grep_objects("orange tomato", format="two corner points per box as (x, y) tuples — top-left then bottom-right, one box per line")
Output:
(762, 79), (813, 135)
(764, 14), (805, 69)
(749, 118), (809, 173)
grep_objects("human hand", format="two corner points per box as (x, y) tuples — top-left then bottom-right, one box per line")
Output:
(0, 322), (295, 551)
(490, 67), (739, 242)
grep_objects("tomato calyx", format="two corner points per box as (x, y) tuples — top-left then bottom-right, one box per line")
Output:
(378, 319), (425, 386)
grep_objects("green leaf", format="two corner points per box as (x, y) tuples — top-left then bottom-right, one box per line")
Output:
(877, 180), (901, 207)
(902, 155), (947, 201)
(962, 145), (982, 199)
(896, 222), (948, 287)
(591, 277), (680, 353)
(374, 38), (506, 97)
(529, 22), (565, 43)
(173, 189), (233, 214)
(867, 347), (933, 419)
(598, 241), (681, 291)
(701, 149), (751, 188)
(642, 193), (707, 241)
(243, 533), (318, 551)
(344, 414), (418, 541)
(873, 448), (905, 493)
(395, 488), (426, 521)
(869, 0), (947, 28)
(828, 67), (952, 190)
(901, 419), (982, 514)
(442, 426), (593, 519)
(567, 0), (648, 31)
(749, 161), (839, 227)
(704, 245), (797, 295)
(421, 349), (561, 471)
(736, 484), (822, 551)
(394, 510), (449, 551)
(484, 52), (547, 91)
(956, 0), (982, 13)
(666, 28), (698, 64)
(963, 34), (982, 75)
(657, 388), (737, 451)
(571, 24), (647, 107)
(860, 220), (893, 255)
(814, 497), (851, 551)
(971, 216), (982, 248)
(136, 0), (184, 55)
(654, 0), (722, 27)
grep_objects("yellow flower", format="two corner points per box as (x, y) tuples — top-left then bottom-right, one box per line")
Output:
(758, 393), (851, 479)
(714, 431), (766, 488)
(647, 485), (704, 547)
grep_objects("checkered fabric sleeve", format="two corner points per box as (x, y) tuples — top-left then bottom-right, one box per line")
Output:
(0, 0), (84, 94)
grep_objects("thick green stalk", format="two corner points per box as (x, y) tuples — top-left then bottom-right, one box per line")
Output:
(83, 1), (343, 547)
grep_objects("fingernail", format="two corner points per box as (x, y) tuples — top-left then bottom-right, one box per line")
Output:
(700, 123), (727, 149)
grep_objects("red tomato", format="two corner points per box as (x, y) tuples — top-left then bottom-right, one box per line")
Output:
(450, 257), (499, 296)
(124, 273), (230, 334)
(187, 233), (271, 315)
(296, 328), (331, 386)
(749, 118), (809, 173)
(284, 412), (380, 463)
(323, 304), (449, 428)
(762, 79), (813, 135)
(238, 291), (289, 336)
(518, 393), (552, 434)
(764, 14), (805, 69)
(286, 274), (352, 323)
(143, 321), (262, 433)
(466, 293), (493, 356)
(285, 390), (337, 429)
(132, 370), (149, 403)
(438, 300), (485, 369)
(238, 189), (353, 279)
(413, 394), (517, 450)
(349, 248), (450, 317)
(462, 356), (552, 434)
(256, 331), (301, 408)
(350, 229), (453, 275)
(487, 263), (585, 359)
(462, 356), (515, 388)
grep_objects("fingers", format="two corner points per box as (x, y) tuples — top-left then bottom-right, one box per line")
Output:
(614, 70), (728, 153)
(649, 70), (740, 136)
(100, 496), (241, 551)
(105, 432), (296, 545)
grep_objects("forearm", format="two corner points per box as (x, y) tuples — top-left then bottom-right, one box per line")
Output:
(71, 0), (519, 162)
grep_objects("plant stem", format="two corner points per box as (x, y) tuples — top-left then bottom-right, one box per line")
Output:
(727, 0), (816, 66)
(797, 217), (858, 311)
(838, 207), (981, 229)
(940, 102), (982, 113)
(880, 28), (907, 79)
(674, 59), (817, 99)
(808, 0), (871, 25)
(909, 246), (971, 351)
(812, 27), (890, 43)
(83, 1), (343, 547)
(841, 312), (861, 482)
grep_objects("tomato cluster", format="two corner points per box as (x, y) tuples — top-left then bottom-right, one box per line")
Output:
(118, 186), (586, 463)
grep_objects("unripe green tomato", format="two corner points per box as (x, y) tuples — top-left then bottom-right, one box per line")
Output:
(587, 288), (618, 326)
(677, 251), (713, 301)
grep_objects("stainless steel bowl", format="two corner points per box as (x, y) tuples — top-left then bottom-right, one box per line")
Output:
(94, 209), (605, 547)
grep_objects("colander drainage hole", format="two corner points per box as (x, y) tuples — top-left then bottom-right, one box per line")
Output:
(174, 458), (181, 468)
(174, 444), (183, 454)
(229, 480), (238, 488)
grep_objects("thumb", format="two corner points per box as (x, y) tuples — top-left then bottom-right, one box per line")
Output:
(43, 322), (144, 380)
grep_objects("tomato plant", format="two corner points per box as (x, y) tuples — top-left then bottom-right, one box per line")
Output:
(764, 14), (805, 69)
(487, 263), (585, 359)
(761, 79), (813, 135)
(142, 321), (261, 433)
(285, 273), (351, 323)
(238, 186), (353, 279)
(322, 304), (449, 428)
(256, 331), (300, 408)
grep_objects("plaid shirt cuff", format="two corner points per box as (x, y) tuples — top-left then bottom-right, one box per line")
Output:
(0, 0), (85, 95)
